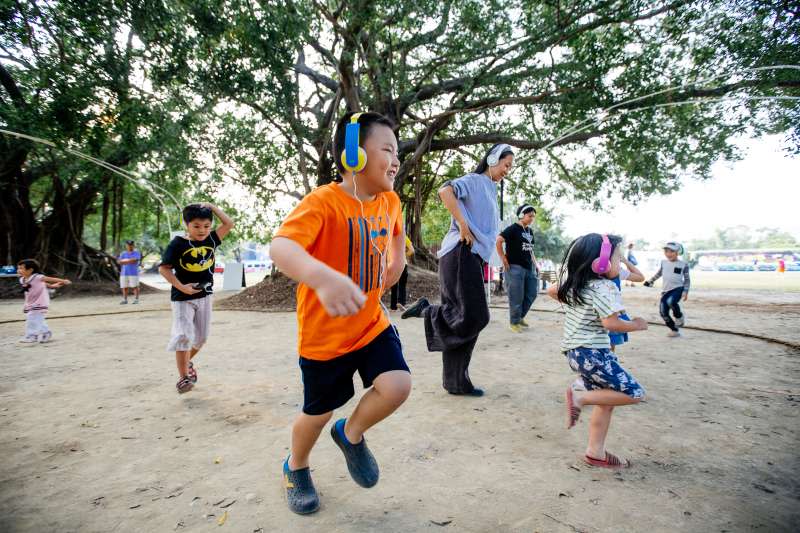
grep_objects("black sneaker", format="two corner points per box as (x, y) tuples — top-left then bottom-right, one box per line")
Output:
(283, 457), (320, 515)
(401, 297), (430, 319)
(188, 362), (197, 384)
(330, 418), (379, 488)
(176, 376), (193, 394)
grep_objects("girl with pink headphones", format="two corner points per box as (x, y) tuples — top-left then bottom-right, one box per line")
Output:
(547, 233), (649, 468)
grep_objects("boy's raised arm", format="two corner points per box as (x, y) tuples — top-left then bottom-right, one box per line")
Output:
(200, 202), (234, 239)
(270, 237), (366, 317)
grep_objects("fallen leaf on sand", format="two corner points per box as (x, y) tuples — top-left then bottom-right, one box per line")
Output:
(214, 457), (222, 464)
(218, 511), (228, 526)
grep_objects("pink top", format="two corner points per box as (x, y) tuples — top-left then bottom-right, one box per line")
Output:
(21, 274), (49, 314)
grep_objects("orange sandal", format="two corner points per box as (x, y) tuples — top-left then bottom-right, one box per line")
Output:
(584, 452), (631, 469)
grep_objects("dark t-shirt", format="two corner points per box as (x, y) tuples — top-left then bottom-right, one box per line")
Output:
(161, 230), (221, 301)
(500, 223), (534, 270)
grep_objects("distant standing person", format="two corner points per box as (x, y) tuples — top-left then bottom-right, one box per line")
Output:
(118, 240), (141, 304)
(496, 204), (539, 333)
(390, 236), (415, 311)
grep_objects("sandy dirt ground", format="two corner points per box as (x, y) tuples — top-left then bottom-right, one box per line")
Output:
(1, 286), (798, 532)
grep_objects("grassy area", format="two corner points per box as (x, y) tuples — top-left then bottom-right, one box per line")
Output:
(691, 271), (800, 291)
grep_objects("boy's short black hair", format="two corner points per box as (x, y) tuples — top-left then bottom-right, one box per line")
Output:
(17, 258), (42, 273)
(332, 111), (396, 176)
(182, 204), (213, 224)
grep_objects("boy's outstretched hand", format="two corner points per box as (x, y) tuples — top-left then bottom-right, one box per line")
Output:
(314, 270), (367, 317)
(631, 317), (649, 331)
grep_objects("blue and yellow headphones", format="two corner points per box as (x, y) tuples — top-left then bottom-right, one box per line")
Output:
(341, 112), (367, 173)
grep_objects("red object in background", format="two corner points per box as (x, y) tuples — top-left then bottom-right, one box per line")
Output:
(214, 265), (225, 273)
(778, 259), (786, 273)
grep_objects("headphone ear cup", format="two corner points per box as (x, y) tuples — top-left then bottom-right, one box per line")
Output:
(592, 257), (611, 274)
(355, 147), (367, 172)
(340, 148), (368, 173)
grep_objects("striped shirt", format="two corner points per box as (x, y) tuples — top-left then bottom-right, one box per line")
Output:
(561, 279), (624, 351)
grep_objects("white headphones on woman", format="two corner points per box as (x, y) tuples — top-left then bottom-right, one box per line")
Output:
(486, 143), (512, 167)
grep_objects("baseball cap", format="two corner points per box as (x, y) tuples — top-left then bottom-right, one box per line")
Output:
(125, 240), (135, 245)
(663, 242), (681, 252)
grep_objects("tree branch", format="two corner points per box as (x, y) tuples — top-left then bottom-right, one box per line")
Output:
(400, 128), (607, 155)
(294, 49), (338, 91)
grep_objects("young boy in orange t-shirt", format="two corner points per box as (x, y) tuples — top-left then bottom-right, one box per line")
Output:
(270, 111), (411, 515)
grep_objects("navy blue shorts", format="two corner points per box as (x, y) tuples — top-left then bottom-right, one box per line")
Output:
(566, 347), (645, 399)
(299, 326), (410, 415)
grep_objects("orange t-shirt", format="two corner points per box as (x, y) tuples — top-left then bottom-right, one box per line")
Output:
(275, 183), (402, 360)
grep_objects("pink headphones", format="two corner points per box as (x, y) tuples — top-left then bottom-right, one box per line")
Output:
(591, 234), (612, 274)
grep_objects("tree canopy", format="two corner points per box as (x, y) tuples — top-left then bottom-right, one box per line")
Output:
(2, 1), (798, 275)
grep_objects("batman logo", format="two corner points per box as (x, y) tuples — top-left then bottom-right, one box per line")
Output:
(180, 246), (215, 273)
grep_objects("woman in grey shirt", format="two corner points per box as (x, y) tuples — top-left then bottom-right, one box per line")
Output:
(402, 143), (514, 396)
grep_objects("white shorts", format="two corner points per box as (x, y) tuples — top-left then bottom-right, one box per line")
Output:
(25, 310), (50, 337)
(167, 296), (212, 352)
(120, 275), (139, 288)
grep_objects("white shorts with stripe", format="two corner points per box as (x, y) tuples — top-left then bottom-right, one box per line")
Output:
(167, 296), (212, 352)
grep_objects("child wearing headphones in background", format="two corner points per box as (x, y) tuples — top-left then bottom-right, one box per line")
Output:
(270, 111), (410, 515)
(159, 203), (235, 394)
(547, 233), (648, 469)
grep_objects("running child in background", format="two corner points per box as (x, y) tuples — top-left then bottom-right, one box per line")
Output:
(159, 203), (234, 394)
(17, 259), (71, 344)
(644, 242), (690, 337)
(547, 233), (648, 469)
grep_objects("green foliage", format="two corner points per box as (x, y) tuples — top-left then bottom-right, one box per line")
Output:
(531, 214), (571, 262)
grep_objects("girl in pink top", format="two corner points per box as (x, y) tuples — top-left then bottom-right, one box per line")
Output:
(17, 259), (71, 343)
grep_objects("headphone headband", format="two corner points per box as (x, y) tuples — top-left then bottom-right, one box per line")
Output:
(486, 143), (512, 167)
(591, 234), (612, 274)
(342, 112), (367, 172)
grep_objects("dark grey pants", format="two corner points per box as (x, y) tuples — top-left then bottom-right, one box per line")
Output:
(424, 243), (490, 393)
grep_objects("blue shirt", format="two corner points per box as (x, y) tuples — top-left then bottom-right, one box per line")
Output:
(119, 250), (141, 276)
(438, 173), (498, 263)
